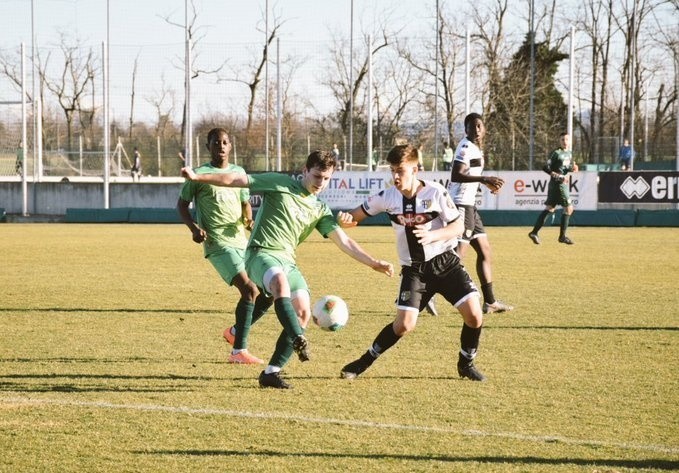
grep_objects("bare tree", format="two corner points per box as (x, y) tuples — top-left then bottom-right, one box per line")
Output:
(40, 33), (97, 152)
(161, 0), (228, 150)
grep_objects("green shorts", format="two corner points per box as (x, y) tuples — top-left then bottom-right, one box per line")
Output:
(245, 248), (309, 297)
(207, 247), (246, 286)
(545, 181), (572, 208)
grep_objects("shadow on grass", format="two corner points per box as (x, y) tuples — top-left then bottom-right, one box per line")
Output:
(136, 449), (679, 470)
(489, 325), (679, 331)
(0, 307), (223, 314)
(0, 372), (226, 393)
(0, 357), (228, 365)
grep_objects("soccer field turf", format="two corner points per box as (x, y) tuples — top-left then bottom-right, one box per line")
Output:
(0, 224), (677, 472)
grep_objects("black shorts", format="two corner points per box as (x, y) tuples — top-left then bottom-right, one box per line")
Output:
(457, 205), (486, 242)
(397, 251), (479, 311)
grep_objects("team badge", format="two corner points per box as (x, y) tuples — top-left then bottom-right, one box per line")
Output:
(400, 290), (411, 302)
(421, 199), (431, 209)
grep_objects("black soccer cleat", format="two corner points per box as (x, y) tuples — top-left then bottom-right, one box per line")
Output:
(292, 334), (310, 362)
(457, 360), (487, 382)
(528, 232), (541, 245)
(558, 236), (575, 245)
(340, 354), (374, 380)
(259, 370), (292, 389)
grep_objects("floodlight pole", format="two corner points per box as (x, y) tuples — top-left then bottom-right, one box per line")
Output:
(21, 43), (28, 216)
(103, 42), (110, 209)
(348, 0), (354, 167)
(367, 35), (373, 172)
(276, 37), (282, 171)
(529, 0), (535, 170)
(568, 26), (574, 142)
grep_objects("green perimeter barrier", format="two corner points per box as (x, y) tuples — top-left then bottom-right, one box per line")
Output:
(65, 208), (130, 223)
(66, 208), (186, 223)
(63, 207), (678, 226)
(635, 209), (679, 227)
(0, 208), (5, 223)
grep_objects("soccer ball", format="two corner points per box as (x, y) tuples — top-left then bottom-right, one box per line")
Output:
(312, 295), (349, 331)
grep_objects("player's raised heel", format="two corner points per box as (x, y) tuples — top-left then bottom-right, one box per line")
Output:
(528, 232), (540, 245)
(228, 350), (264, 365)
(482, 300), (514, 314)
(223, 326), (235, 346)
(292, 334), (310, 362)
(340, 354), (373, 380)
(558, 236), (574, 245)
(258, 370), (292, 389)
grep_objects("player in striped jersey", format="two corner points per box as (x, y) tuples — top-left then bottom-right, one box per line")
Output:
(449, 113), (513, 315)
(338, 144), (488, 381)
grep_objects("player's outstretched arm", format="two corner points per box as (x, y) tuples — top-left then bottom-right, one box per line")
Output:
(181, 167), (249, 187)
(328, 228), (394, 277)
(336, 207), (367, 228)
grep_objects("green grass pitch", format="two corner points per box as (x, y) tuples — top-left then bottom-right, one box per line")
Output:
(0, 224), (677, 472)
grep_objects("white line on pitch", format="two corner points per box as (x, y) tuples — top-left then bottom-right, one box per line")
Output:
(2, 396), (677, 455)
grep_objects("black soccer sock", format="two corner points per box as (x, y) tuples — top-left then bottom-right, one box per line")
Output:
(368, 323), (402, 358)
(233, 300), (254, 350)
(560, 213), (571, 238)
(532, 210), (551, 233)
(459, 323), (482, 361)
(481, 282), (495, 305)
(274, 297), (303, 339)
(252, 292), (273, 325)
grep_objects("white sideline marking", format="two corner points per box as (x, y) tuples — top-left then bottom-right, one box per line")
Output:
(2, 396), (677, 455)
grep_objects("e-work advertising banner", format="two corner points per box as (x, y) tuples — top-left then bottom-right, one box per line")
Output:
(598, 171), (679, 203)
(250, 171), (598, 211)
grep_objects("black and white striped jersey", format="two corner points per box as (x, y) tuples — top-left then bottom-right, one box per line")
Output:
(361, 180), (460, 266)
(449, 137), (484, 206)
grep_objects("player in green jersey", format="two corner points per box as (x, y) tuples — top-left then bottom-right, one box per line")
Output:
(529, 132), (579, 245)
(178, 128), (273, 365)
(181, 150), (394, 389)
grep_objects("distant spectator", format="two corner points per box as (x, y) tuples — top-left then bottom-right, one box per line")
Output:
(332, 143), (343, 170)
(131, 147), (142, 182)
(15, 141), (23, 176)
(442, 141), (454, 171)
(618, 139), (633, 171)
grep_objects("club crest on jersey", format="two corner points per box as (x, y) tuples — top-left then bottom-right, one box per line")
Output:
(421, 199), (431, 209)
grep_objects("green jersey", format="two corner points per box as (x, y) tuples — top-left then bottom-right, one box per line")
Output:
(179, 163), (250, 256)
(545, 148), (575, 178)
(247, 173), (339, 262)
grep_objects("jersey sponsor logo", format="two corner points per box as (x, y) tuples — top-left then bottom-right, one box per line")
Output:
(395, 212), (433, 227)
(400, 290), (411, 303)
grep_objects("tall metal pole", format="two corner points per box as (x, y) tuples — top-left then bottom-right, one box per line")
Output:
(276, 37), (282, 171)
(184, 0), (192, 168)
(629, 0), (637, 170)
(465, 26), (470, 116)
(567, 26), (575, 141)
(433, 0), (440, 170)
(103, 42), (110, 209)
(265, 0), (270, 171)
(367, 35), (373, 171)
(21, 43), (28, 216)
(31, 0), (37, 181)
(348, 0), (354, 167)
(529, 0), (535, 170)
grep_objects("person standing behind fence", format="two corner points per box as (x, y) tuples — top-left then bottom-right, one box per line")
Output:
(15, 141), (23, 176)
(131, 147), (142, 182)
(332, 143), (343, 170)
(529, 132), (579, 245)
(618, 139), (633, 171)
(442, 142), (454, 171)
